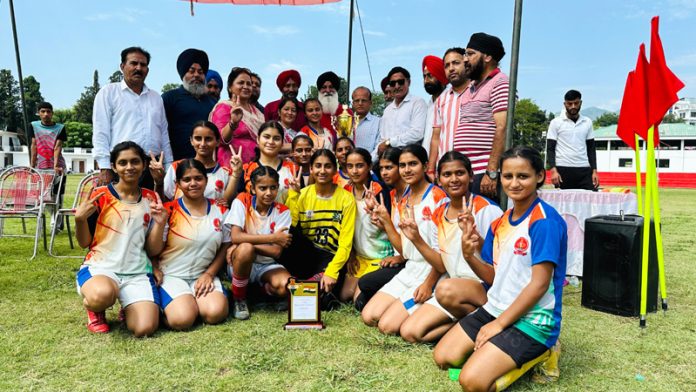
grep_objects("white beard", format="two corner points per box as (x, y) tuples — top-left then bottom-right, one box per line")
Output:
(183, 79), (206, 97)
(318, 92), (339, 115)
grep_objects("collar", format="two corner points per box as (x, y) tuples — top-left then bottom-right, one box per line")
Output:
(392, 93), (414, 108)
(471, 68), (501, 91)
(120, 80), (149, 95)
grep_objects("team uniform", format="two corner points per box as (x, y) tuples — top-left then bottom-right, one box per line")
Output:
(157, 198), (230, 308)
(426, 195), (503, 319)
(344, 181), (393, 277)
(333, 169), (351, 189)
(225, 193), (292, 284)
(300, 125), (335, 152)
(459, 198), (567, 367)
(76, 185), (160, 307)
(378, 184), (449, 314)
(284, 185), (356, 280)
(242, 160), (298, 205)
(163, 159), (234, 201)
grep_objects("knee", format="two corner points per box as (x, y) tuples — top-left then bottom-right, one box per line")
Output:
(237, 243), (256, 259)
(199, 302), (228, 325)
(459, 369), (488, 392)
(83, 285), (117, 310)
(435, 280), (456, 308)
(271, 283), (287, 297)
(377, 318), (401, 336)
(130, 319), (159, 337)
(166, 311), (196, 331)
(432, 344), (456, 370)
(361, 306), (378, 326)
(399, 323), (422, 344)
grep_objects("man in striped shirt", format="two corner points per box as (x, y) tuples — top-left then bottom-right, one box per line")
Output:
(455, 33), (509, 201)
(427, 47), (469, 175)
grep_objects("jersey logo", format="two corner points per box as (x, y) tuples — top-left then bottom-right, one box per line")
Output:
(270, 222), (276, 233)
(332, 212), (342, 222)
(143, 213), (151, 227)
(422, 206), (432, 221)
(514, 237), (529, 256)
(284, 178), (290, 188)
(215, 180), (224, 192)
(306, 210), (314, 219)
(213, 218), (222, 232)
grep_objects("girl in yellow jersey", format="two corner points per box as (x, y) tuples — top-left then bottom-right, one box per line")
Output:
(74, 141), (166, 336)
(283, 149), (356, 297)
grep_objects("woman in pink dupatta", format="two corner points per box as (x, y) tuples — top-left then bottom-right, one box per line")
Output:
(209, 67), (265, 166)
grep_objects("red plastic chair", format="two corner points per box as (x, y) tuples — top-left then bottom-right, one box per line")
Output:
(0, 166), (46, 259)
(49, 171), (99, 257)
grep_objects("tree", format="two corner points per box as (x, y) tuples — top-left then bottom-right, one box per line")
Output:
(73, 70), (100, 124)
(108, 70), (123, 83)
(371, 91), (387, 117)
(52, 109), (77, 124)
(662, 113), (685, 123)
(0, 69), (22, 134)
(594, 112), (619, 128)
(64, 121), (93, 148)
(22, 75), (44, 122)
(512, 98), (548, 153)
(161, 83), (180, 94)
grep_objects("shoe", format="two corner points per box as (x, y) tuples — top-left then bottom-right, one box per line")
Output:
(233, 300), (250, 320)
(274, 300), (289, 312)
(86, 310), (110, 333)
(533, 340), (561, 384)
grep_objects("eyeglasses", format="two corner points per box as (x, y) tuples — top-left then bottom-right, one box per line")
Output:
(388, 79), (406, 87)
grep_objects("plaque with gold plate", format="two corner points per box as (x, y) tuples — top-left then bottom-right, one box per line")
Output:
(284, 278), (324, 330)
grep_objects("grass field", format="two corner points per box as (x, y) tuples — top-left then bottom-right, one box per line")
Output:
(1, 175), (695, 391)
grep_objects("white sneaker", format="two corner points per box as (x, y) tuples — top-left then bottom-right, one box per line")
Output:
(233, 300), (250, 320)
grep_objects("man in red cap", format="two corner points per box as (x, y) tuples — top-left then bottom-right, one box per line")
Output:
(264, 69), (306, 131)
(422, 55), (447, 159)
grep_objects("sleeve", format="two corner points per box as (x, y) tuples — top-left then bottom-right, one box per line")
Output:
(224, 198), (247, 229)
(163, 165), (176, 200)
(430, 217), (440, 252)
(221, 210), (232, 243)
(91, 87), (112, 169)
(210, 103), (231, 142)
(371, 117), (382, 154)
(546, 119), (559, 140)
(58, 125), (67, 141)
(475, 204), (504, 242)
(433, 97), (443, 128)
(391, 98), (427, 147)
(480, 226), (495, 265)
(26, 123), (35, 141)
(490, 77), (509, 114)
(286, 189), (301, 226)
(324, 194), (356, 279)
(586, 140), (597, 170)
(546, 139), (557, 168)
(276, 208), (292, 231)
(158, 99), (174, 165)
(529, 218), (565, 267)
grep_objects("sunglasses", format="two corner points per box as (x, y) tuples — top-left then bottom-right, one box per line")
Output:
(388, 79), (406, 87)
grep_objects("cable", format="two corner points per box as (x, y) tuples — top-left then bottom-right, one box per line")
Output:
(355, 0), (375, 91)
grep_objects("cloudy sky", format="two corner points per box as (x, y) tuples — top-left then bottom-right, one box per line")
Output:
(1, 0), (694, 113)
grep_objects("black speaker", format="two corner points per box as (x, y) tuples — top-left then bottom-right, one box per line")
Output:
(581, 214), (658, 317)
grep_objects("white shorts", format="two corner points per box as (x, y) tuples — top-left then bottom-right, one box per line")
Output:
(378, 259), (434, 315)
(227, 262), (286, 285)
(158, 275), (225, 309)
(424, 296), (455, 320)
(76, 266), (159, 308)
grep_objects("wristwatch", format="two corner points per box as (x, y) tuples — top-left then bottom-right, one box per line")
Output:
(485, 170), (499, 180)
(384, 139), (391, 147)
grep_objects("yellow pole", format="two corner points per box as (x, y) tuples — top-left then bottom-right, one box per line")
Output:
(649, 132), (668, 311)
(634, 134), (643, 215)
(639, 126), (655, 327)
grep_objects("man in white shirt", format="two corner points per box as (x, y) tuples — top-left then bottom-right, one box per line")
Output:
(92, 47), (173, 188)
(375, 66), (427, 157)
(421, 55), (447, 160)
(546, 89), (599, 190)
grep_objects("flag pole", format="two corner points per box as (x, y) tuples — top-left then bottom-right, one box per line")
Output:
(649, 129), (668, 312)
(639, 126), (655, 328)
(634, 134), (643, 215)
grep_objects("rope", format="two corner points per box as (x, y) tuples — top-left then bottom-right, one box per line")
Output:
(355, 0), (375, 91)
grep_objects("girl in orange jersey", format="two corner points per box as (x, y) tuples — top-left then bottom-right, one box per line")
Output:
(333, 137), (354, 188)
(242, 121), (298, 204)
(74, 141), (166, 336)
(300, 98), (334, 151)
(290, 134), (313, 188)
(151, 159), (231, 330)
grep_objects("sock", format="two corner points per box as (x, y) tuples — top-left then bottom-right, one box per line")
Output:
(308, 272), (324, 282)
(231, 273), (249, 301)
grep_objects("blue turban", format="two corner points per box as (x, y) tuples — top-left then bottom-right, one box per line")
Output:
(206, 69), (223, 89)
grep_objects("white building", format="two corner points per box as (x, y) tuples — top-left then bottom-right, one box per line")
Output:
(0, 131), (97, 173)
(669, 98), (696, 126)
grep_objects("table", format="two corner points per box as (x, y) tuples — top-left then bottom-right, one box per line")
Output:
(538, 189), (638, 276)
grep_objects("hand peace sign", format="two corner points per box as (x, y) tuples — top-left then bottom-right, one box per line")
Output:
(148, 192), (168, 225)
(363, 188), (377, 213)
(229, 94), (244, 125)
(457, 193), (475, 231)
(229, 145), (243, 176)
(398, 204), (420, 241)
(149, 151), (165, 184)
(74, 191), (105, 222)
(287, 168), (303, 193)
(370, 193), (390, 229)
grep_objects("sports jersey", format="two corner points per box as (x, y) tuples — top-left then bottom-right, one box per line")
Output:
(82, 184), (155, 275)
(242, 160), (298, 204)
(344, 181), (393, 260)
(163, 160), (234, 201)
(286, 185), (356, 279)
(333, 169), (351, 189)
(158, 198), (230, 280)
(300, 124), (335, 151)
(225, 192), (291, 264)
(431, 194), (502, 278)
(398, 184), (449, 264)
(481, 198), (567, 348)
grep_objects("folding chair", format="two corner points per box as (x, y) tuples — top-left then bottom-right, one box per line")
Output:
(37, 170), (64, 250)
(0, 166), (46, 260)
(49, 171), (99, 258)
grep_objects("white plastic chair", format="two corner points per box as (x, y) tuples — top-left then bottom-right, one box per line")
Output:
(49, 171), (98, 258)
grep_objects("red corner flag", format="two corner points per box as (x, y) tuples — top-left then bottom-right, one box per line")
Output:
(616, 44), (649, 150)
(647, 16), (685, 127)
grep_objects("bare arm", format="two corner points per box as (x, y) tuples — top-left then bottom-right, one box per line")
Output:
(427, 126), (441, 174)
(30, 138), (37, 168)
(487, 110), (507, 172)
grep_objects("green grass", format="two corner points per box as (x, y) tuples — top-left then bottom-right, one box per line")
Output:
(1, 176), (695, 391)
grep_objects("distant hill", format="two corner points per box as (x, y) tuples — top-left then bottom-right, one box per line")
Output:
(554, 106), (612, 120)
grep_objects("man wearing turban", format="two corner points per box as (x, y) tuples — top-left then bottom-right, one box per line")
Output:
(381, 76), (393, 105)
(455, 32), (508, 201)
(264, 69), (306, 131)
(162, 48), (217, 160)
(316, 71), (352, 140)
(206, 69), (223, 101)
(421, 55), (447, 156)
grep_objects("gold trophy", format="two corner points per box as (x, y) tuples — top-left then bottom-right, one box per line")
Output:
(336, 104), (354, 138)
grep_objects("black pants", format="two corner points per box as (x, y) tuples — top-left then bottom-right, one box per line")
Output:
(354, 264), (404, 311)
(556, 166), (595, 190)
(471, 173), (502, 205)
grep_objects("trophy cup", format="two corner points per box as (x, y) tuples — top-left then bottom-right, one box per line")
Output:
(336, 104), (354, 138)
